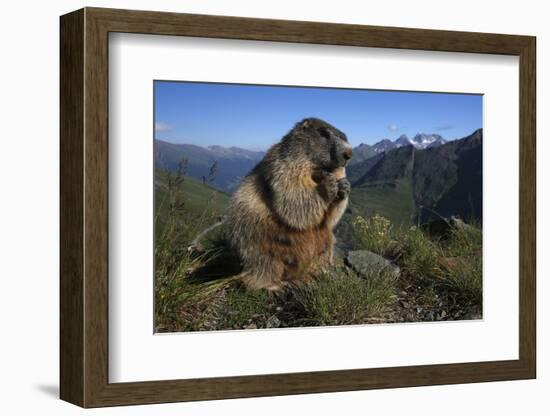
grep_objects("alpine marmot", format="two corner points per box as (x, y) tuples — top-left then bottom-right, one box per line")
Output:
(225, 118), (352, 291)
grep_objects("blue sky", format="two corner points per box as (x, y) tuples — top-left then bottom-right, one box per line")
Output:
(154, 81), (482, 150)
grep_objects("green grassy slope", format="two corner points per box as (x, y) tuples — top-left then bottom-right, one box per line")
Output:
(349, 179), (416, 226)
(155, 170), (230, 240)
(348, 145), (417, 226)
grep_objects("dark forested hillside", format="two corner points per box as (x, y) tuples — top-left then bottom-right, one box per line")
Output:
(347, 129), (482, 226)
(425, 129), (482, 223)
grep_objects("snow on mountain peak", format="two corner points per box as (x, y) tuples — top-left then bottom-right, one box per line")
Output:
(359, 133), (447, 154)
(410, 133), (446, 149)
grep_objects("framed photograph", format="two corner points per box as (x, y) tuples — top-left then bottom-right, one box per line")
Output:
(60, 7), (536, 408)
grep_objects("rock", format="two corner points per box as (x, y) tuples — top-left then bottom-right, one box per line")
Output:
(399, 300), (410, 309)
(245, 323), (257, 330)
(266, 315), (281, 329)
(345, 250), (400, 278)
(450, 216), (476, 233)
(423, 216), (476, 238)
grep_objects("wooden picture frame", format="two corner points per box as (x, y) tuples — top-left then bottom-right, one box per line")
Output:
(60, 7), (536, 408)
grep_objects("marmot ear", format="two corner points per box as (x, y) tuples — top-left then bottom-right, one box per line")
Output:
(317, 126), (331, 139)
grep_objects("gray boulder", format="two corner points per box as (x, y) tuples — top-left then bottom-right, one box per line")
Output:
(265, 315), (281, 329)
(450, 216), (476, 233)
(345, 250), (400, 278)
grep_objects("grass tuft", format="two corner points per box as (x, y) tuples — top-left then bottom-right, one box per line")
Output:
(293, 269), (396, 326)
(221, 289), (273, 329)
(400, 226), (441, 279)
(439, 253), (482, 308)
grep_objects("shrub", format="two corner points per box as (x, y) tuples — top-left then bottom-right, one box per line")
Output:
(352, 215), (398, 257)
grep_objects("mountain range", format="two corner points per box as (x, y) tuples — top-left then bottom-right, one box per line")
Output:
(347, 128), (482, 225)
(155, 140), (265, 192)
(156, 132), (449, 192)
(155, 129), (482, 225)
(349, 133), (447, 165)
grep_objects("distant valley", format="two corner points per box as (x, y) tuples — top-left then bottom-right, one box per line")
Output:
(155, 140), (265, 193)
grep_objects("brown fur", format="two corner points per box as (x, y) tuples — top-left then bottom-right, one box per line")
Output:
(225, 118), (352, 291)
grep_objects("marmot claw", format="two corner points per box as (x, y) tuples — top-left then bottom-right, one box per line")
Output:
(336, 178), (351, 200)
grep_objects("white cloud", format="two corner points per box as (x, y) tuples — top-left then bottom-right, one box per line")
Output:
(155, 121), (171, 133)
(387, 123), (398, 132)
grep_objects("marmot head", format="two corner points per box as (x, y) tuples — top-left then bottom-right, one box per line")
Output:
(280, 118), (353, 171)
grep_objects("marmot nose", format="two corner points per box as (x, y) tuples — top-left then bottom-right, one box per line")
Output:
(342, 149), (352, 160)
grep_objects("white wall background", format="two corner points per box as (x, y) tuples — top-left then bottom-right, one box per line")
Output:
(0, 0), (546, 414)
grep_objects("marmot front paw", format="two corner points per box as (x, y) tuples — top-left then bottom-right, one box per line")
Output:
(318, 171), (339, 201)
(336, 178), (351, 200)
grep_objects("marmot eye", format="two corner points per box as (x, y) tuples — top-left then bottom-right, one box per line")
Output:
(317, 127), (331, 140)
